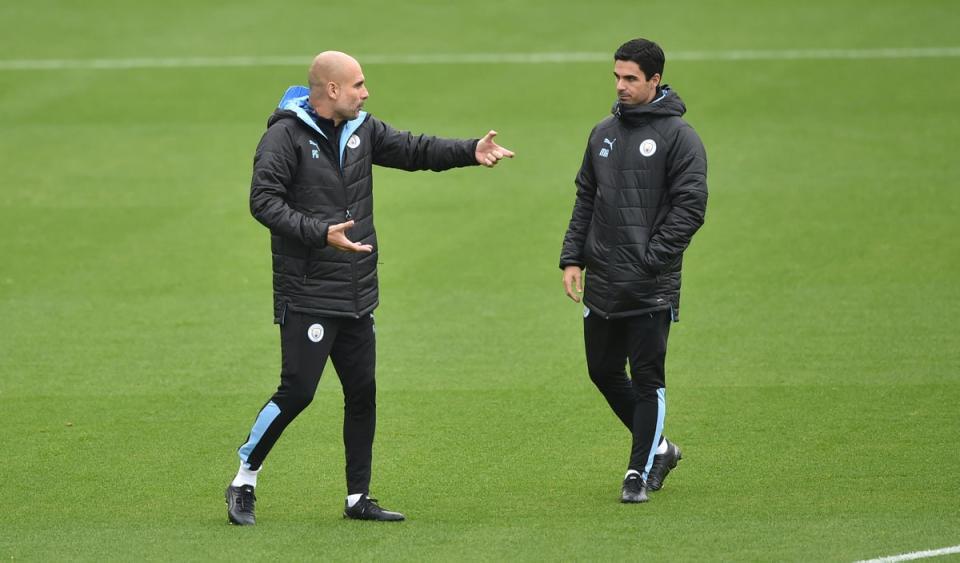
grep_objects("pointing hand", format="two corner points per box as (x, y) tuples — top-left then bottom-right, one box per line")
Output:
(475, 130), (515, 167)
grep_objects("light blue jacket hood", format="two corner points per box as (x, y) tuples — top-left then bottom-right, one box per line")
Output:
(276, 85), (368, 169)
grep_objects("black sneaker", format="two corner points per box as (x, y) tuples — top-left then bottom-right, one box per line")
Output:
(343, 494), (405, 521)
(647, 438), (682, 491)
(225, 485), (256, 526)
(620, 473), (648, 503)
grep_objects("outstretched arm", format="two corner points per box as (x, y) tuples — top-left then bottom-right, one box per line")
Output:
(370, 118), (514, 171)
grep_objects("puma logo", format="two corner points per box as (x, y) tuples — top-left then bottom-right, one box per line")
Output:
(599, 137), (616, 158)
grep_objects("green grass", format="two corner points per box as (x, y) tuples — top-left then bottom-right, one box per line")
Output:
(2, 1), (960, 560)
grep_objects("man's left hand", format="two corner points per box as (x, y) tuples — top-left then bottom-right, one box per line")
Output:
(475, 130), (515, 167)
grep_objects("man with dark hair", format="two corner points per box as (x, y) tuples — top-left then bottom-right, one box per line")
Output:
(615, 38), (665, 79)
(225, 51), (513, 525)
(559, 38), (707, 503)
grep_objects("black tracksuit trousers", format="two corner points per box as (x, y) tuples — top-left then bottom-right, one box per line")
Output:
(237, 309), (377, 495)
(584, 308), (671, 478)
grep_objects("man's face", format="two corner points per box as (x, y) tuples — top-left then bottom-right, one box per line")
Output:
(333, 63), (369, 121)
(614, 59), (660, 105)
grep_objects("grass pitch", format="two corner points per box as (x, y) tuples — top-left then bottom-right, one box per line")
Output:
(1, 1), (959, 560)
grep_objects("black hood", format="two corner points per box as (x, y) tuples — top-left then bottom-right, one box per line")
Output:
(267, 108), (297, 127)
(612, 85), (687, 125)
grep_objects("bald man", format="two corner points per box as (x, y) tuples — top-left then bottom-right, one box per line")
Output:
(224, 51), (513, 526)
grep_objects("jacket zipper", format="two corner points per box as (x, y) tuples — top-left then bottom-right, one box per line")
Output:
(347, 207), (359, 317)
(304, 133), (340, 285)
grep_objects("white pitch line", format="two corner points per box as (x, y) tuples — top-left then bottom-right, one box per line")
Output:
(855, 544), (960, 563)
(1, 47), (960, 71)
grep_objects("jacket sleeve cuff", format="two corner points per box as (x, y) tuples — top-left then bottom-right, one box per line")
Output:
(304, 219), (329, 248)
(469, 139), (481, 166)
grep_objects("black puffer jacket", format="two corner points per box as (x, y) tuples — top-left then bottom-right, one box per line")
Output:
(250, 93), (478, 321)
(559, 87), (707, 319)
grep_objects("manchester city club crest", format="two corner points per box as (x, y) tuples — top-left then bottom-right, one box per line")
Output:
(639, 139), (657, 157)
(307, 323), (325, 343)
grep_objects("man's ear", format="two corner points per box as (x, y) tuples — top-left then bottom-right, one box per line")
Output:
(651, 73), (661, 87)
(326, 81), (339, 99)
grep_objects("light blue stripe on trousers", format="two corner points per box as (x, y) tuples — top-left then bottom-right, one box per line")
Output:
(642, 388), (666, 480)
(238, 401), (281, 463)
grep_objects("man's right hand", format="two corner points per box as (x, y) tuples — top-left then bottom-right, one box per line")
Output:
(327, 220), (373, 253)
(562, 265), (583, 303)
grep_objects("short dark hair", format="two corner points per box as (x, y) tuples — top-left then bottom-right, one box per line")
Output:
(614, 38), (665, 80)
